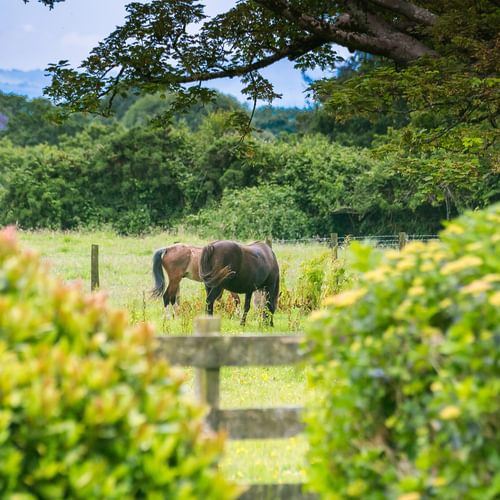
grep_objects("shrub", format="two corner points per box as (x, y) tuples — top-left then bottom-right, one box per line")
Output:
(0, 227), (238, 499)
(306, 204), (500, 499)
(185, 184), (310, 240)
(296, 247), (355, 311)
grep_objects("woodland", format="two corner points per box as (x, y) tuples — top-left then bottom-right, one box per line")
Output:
(2, 0), (498, 238)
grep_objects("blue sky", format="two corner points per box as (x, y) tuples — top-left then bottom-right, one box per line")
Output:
(1, 0), (347, 107)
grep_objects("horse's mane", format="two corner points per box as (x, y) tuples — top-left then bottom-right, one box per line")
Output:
(200, 243), (236, 288)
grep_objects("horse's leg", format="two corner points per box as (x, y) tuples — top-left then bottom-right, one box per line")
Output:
(241, 292), (252, 326)
(164, 278), (181, 319)
(205, 286), (223, 316)
(264, 275), (280, 327)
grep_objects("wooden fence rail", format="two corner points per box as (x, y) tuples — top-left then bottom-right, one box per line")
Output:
(155, 316), (315, 500)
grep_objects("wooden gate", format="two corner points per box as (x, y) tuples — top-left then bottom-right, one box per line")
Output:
(156, 316), (315, 499)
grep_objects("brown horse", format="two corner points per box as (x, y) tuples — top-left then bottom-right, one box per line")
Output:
(200, 240), (279, 326)
(151, 244), (240, 317)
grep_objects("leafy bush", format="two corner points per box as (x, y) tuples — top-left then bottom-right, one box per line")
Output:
(0, 227), (238, 499)
(306, 204), (500, 499)
(185, 184), (310, 240)
(0, 143), (93, 229)
(296, 247), (355, 311)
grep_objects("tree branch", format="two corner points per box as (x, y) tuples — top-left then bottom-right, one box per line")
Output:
(254, 0), (438, 63)
(141, 34), (328, 85)
(364, 0), (438, 26)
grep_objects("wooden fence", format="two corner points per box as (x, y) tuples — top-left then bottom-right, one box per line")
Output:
(155, 316), (316, 500)
(88, 232), (438, 291)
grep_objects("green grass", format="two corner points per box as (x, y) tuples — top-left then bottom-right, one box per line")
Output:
(17, 228), (333, 485)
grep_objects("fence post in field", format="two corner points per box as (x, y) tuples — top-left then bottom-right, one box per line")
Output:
(265, 235), (273, 248)
(330, 233), (338, 260)
(91, 244), (100, 291)
(398, 232), (408, 251)
(194, 316), (221, 430)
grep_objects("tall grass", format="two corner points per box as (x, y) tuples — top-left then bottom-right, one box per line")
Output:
(17, 228), (351, 484)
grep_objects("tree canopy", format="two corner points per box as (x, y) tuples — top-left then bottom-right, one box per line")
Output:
(28, 0), (497, 159)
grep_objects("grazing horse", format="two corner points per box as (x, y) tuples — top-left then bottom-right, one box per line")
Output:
(200, 240), (279, 326)
(151, 244), (240, 317)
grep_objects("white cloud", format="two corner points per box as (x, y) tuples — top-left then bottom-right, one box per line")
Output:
(22, 24), (35, 33)
(60, 32), (100, 50)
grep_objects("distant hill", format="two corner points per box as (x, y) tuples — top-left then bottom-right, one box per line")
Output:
(0, 69), (48, 98)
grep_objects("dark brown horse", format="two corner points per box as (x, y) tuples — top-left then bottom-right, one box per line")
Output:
(151, 244), (240, 317)
(200, 240), (279, 326)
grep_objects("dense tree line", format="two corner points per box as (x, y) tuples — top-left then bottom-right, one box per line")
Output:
(0, 90), (496, 237)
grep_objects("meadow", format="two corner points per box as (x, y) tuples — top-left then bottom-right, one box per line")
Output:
(18, 228), (339, 485)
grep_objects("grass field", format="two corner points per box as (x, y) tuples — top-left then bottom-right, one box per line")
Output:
(18, 228), (334, 485)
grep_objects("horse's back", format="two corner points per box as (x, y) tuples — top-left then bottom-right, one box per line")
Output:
(203, 240), (278, 292)
(163, 243), (202, 281)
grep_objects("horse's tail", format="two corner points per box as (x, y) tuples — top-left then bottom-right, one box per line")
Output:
(150, 247), (167, 298)
(200, 244), (235, 288)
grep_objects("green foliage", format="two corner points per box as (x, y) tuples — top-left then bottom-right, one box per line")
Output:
(0, 92), (90, 147)
(296, 247), (355, 311)
(0, 227), (239, 498)
(253, 106), (301, 136)
(88, 125), (191, 232)
(306, 204), (500, 499)
(0, 142), (94, 229)
(121, 92), (243, 130)
(186, 185), (310, 240)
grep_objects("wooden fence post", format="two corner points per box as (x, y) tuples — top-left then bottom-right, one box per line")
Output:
(330, 233), (338, 260)
(398, 232), (408, 251)
(265, 235), (273, 248)
(91, 244), (99, 291)
(194, 316), (221, 430)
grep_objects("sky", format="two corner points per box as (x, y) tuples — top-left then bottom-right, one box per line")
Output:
(0, 0), (348, 107)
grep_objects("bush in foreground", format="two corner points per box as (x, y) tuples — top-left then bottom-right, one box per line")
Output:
(0, 227), (238, 499)
(306, 204), (500, 499)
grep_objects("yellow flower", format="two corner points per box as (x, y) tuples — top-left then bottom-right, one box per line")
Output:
(397, 493), (421, 500)
(439, 405), (461, 420)
(466, 242), (483, 252)
(408, 285), (425, 297)
(484, 273), (500, 283)
(461, 279), (492, 295)
(445, 223), (465, 234)
(385, 249), (400, 260)
(431, 477), (448, 487)
(420, 261), (435, 273)
(408, 241), (426, 252)
(323, 288), (367, 308)
(309, 310), (329, 321)
(439, 298), (452, 309)
(365, 266), (390, 282)
(396, 258), (416, 271)
(489, 291), (500, 307)
(431, 381), (443, 392)
(346, 480), (368, 497)
(441, 256), (482, 275)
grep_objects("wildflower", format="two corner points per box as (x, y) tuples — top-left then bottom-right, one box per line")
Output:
(439, 405), (461, 420)
(323, 288), (367, 308)
(408, 285), (425, 297)
(489, 291), (500, 307)
(396, 258), (415, 271)
(309, 310), (329, 321)
(441, 256), (482, 275)
(445, 223), (464, 234)
(431, 477), (448, 487)
(397, 493), (421, 500)
(461, 279), (491, 295)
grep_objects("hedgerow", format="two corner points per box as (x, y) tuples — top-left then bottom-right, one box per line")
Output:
(306, 204), (500, 499)
(0, 227), (239, 499)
